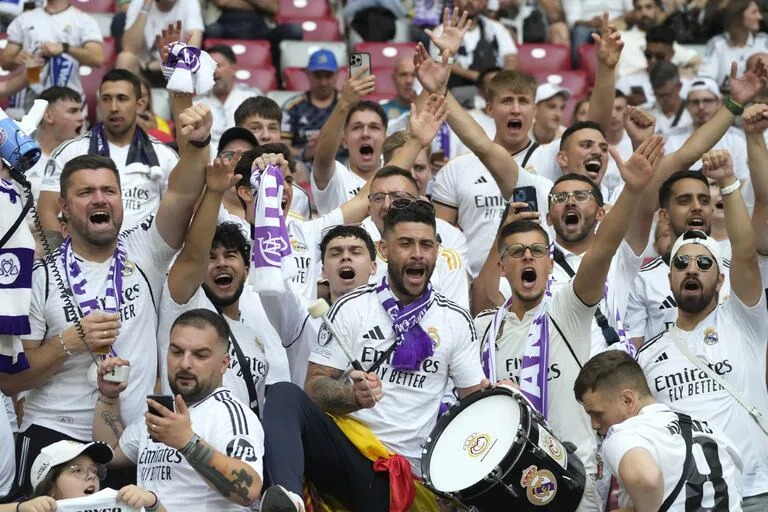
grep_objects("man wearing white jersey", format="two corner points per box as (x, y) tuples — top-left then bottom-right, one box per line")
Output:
(5, 104), (214, 494)
(575, 350), (743, 511)
(93, 309), (264, 511)
(362, 166), (469, 308)
(258, 203), (486, 512)
(637, 149), (768, 511)
(37, 70), (179, 233)
(311, 70), (388, 216)
(473, 134), (665, 512)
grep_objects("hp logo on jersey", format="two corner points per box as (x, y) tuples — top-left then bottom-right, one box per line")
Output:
(226, 437), (259, 462)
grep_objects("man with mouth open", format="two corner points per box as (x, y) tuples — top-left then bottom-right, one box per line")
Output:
(636, 149), (768, 512)
(474, 134), (666, 512)
(257, 202), (487, 512)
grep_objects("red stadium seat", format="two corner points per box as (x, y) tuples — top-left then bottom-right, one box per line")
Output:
(234, 67), (278, 91)
(278, 0), (329, 19)
(372, 67), (397, 96)
(72, 0), (115, 13)
(532, 70), (589, 98)
(517, 43), (571, 73)
(80, 65), (106, 124)
(368, 92), (392, 104)
(102, 37), (116, 67)
(578, 44), (598, 85)
(278, 17), (341, 41)
(283, 66), (347, 91)
(353, 42), (416, 70)
(204, 38), (272, 68)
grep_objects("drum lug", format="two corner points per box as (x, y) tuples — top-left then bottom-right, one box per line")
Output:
(484, 465), (519, 498)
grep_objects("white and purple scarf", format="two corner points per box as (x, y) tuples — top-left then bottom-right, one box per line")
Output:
(62, 236), (126, 333)
(162, 43), (216, 95)
(376, 276), (434, 371)
(248, 164), (295, 294)
(0, 179), (33, 373)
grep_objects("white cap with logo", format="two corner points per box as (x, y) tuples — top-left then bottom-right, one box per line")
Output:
(669, 230), (724, 273)
(30, 440), (114, 491)
(535, 83), (572, 104)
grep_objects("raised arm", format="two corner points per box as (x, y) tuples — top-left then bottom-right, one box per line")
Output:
(157, 22), (194, 149)
(122, 0), (151, 54)
(617, 448), (665, 512)
(154, 104), (212, 249)
(311, 69), (376, 190)
(167, 154), (240, 303)
(388, 93), (448, 170)
(574, 136), (664, 305)
(701, 150), (762, 306)
(586, 12), (623, 132)
(742, 103), (768, 255)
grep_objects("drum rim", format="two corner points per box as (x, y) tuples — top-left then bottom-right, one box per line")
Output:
(421, 386), (531, 496)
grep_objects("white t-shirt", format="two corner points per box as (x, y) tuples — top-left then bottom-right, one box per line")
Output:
(701, 32), (768, 90)
(0, 401), (13, 498)
(24, 151), (49, 206)
(41, 132), (179, 231)
(6, 6), (102, 95)
(157, 285), (271, 413)
(602, 403), (743, 511)
(120, 387), (263, 512)
(196, 86), (263, 151)
(310, 161), (366, 217)
(361, 217), (470, 309)
(124, 0), (204, 61)
(289, 186), (311, 221)
(309, 284), (485, 473)
(286, 208), (344, 299)
(649, 102), (693, 136)
(474, 281), (599, 480)
(636, 292), (768, 497)
(432, 148), (554, 277)
(626, 246), (732, 341)
(429, 15), (517, 71)
(563, 0), (632, 25)
(450, 110), (497, 160)
(25, 216), (177, 440)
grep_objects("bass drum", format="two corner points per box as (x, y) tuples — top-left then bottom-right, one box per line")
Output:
(421, 386), (586, 511)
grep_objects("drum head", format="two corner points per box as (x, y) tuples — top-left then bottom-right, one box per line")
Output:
(427, 393), (522, 492)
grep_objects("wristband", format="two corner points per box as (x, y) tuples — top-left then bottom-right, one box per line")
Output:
(146, 491), (160, 511)
(719, 178), (741, 196)
(724, 97), (744, 116)
(188, 135), (211, 148)
(180, 433), (201, 456)
(58, 333), (73, 357)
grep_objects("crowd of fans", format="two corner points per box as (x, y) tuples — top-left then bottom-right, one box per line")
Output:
(0, 0), (768, 511)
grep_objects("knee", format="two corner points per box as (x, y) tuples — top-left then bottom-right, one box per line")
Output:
(265, 381), (304, 407)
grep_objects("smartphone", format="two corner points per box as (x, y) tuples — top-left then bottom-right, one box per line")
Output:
(349, 52), (371, 78)
(512, 186), (538, 214)
(147, 394), (174, 416)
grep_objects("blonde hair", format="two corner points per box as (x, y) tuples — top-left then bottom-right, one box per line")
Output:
(486, 70), (537, 103)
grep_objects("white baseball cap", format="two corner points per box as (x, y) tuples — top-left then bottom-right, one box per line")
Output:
(669, 230), (724, 273)
(535, 83), (572, 104)
(30, 441), (113, 491)
(686, 77), (722, 100)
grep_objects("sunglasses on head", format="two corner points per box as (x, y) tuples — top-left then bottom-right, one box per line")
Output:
(672, 254), (715, 272)
(390, 197), (436, 214)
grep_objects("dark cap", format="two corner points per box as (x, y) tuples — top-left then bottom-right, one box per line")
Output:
(217, 127), (258, 155)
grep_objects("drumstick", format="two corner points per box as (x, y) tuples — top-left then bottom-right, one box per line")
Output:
(308, 299), (379, 403)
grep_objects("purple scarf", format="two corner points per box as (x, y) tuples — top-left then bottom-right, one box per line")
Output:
(375, 276), (434, 371)
(62, 237), (126, 319)
(162, 43), (216, 95)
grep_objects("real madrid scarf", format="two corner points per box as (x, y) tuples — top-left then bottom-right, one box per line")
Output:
(88, 123), (161, 171)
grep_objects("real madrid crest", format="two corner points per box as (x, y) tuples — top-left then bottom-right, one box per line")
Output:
(122, 260), (135, 277)
(520, 465), (557, 506)
(427, 326), (440, 349)
(703, 327), (718, 345)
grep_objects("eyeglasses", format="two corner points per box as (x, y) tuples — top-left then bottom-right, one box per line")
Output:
(390, 197), (436, 214)
(501, 243), (549, 259)
(218, 150), (237, 160)
(549, 190), (593, 205)
(368, 191), (416, 204)
(64, 464), (107, 481)
(672, 254), (715, 272)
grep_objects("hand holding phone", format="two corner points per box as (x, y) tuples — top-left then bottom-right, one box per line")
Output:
(349, 52), (371, 78)
(147, 394), (174, 417)
(512, 186), (539, 214)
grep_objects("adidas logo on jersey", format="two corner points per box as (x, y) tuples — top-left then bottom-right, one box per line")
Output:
(659, 295), (677, 309)
(655, 352), (669, 363)
(474, 176), (488, 184)
(363, 326), (386, 340)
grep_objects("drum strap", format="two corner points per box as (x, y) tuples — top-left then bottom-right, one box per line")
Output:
(547, 313), (582, 369)
(659, 413), (694, 512)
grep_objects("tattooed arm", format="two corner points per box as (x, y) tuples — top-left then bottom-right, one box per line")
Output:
(93, 358), (134, 468)
(304, 363), (382, 414)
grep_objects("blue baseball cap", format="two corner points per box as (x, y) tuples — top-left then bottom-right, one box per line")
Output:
(307, 49), (338, 73)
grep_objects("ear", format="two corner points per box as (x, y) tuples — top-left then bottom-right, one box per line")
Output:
(595, 205), (606, 222)
(236, 185), (252, 205)
(369, 258), (378, 277)
(658, 208), (670, 224)
(136, 95), (148, 112)
(341, 134), (349, 151)
(43, 109), (54, 125)
(58, 194), (67, 216)
(556, 150), (568, 169)
(715, 271), (725, 293)
(221, 353), (230, 376)
(545, 211), (553, 227)
(547, 256), (554, 275)
(378, 239), (388, 262)
(621, 388), (635, 408)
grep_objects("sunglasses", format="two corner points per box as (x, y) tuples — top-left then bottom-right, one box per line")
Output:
(672, 254), (715, 272)
(390, 197), (436, 214)
(549, 190), (593, 205)
(501, 243), (549, 259)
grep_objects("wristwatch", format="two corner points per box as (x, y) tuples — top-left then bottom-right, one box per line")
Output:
(61, 42), (70, 55)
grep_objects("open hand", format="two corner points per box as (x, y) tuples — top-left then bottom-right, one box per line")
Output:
(408, 93), (449, 148)
(414, 42), (451, 95)
(340, 68), (375, 108)
(610, 135), (664, 192)
(701, 149), (735, 186)
(206, 151), (241, 193)
(156, 20), (183, 66)
(592, 12), (623, 69)
(179, 103), (213, 143)
(729, 59), (768, 106)
(424, 7), (473, 57)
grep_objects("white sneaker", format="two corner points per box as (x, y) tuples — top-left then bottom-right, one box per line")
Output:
(261, 485), (306, 512)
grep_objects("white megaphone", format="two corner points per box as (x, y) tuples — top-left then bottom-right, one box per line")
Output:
(0, 99), (48, 173)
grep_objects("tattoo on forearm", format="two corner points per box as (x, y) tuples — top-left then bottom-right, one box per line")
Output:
(100, 411), (124, 440)
(183, 439), (255, 504)
(309, 376), (358, 414)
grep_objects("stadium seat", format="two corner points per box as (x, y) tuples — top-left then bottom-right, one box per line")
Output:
(532, 70), (589, 98)
(279, 41), (347, 73)
(72, 0), (115, 13)
(277, 17), (341, 41)
(353, 42), (416, 69)
(283, 66), (347, 91)
(372, 68), (397, 97)
(517, 43), (571, 73)
(278, 0), (329, 19)
(267, 90), (303, 108)
(80, 65), (106, 124)
(578, 44), (598, 85)
(102, 37), (117, 67)
(205, 39), (272, 68)
(234, 67), (278, 92)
